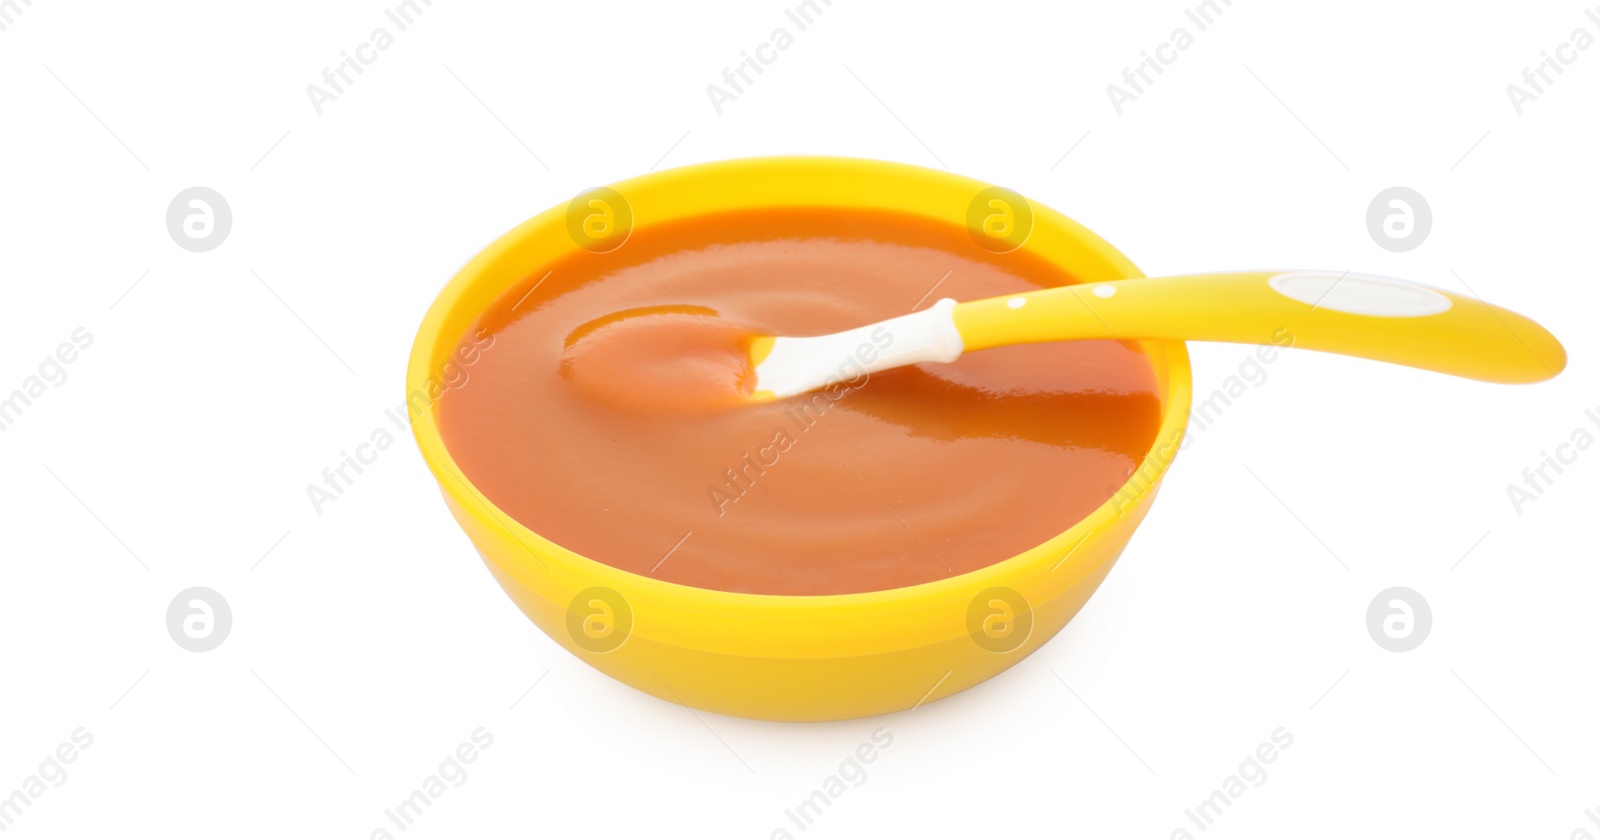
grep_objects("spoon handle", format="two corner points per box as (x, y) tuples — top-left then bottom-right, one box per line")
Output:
(952, 271), (1565, 383)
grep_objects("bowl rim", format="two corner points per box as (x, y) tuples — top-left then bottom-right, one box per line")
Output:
(407, 155), (1193, 624)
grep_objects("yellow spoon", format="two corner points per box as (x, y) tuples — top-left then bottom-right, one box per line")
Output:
(749, 270), (1566, 398)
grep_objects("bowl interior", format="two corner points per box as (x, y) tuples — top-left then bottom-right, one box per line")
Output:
(407, 156), (1192, 638)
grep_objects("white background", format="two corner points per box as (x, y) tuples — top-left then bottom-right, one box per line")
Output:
(2, 0), (1596, 837)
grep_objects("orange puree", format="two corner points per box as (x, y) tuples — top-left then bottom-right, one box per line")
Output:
(437, 208), (1161, 596)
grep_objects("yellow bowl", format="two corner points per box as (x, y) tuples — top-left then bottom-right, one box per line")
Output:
(407, 156), (1192, 721)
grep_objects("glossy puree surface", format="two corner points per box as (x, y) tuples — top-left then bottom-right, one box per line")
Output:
(437, 209), (1162, 596)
